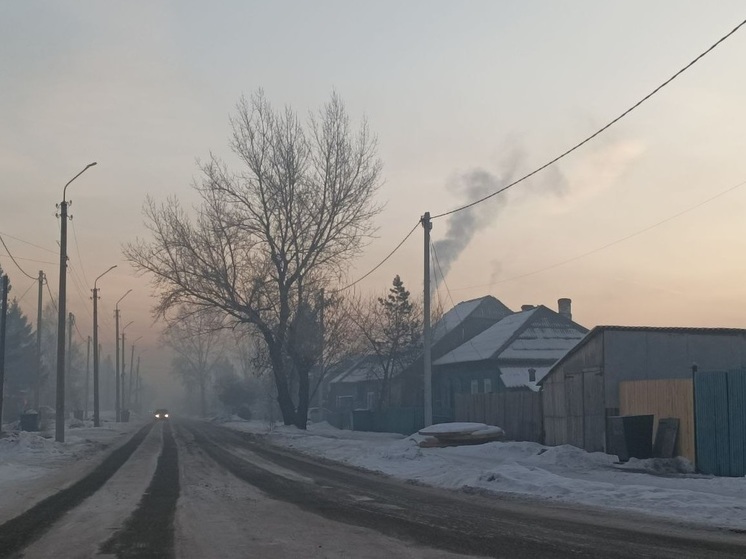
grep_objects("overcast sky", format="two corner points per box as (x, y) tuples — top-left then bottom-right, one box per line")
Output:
(2, 2), (746, 390)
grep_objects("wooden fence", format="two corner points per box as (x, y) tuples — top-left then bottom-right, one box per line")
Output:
(619, 379), (694, 464)
(454, 391), (542, 442)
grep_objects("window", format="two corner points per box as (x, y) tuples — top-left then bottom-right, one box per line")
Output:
(483, 379), (492, 393)
(367, 391), (376, 410)
(337, 395), (354, 410)
(470, 380), (479, 394)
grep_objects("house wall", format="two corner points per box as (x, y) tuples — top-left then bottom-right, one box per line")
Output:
(542, 332), (604, 449)
(604, 331), (746, 408)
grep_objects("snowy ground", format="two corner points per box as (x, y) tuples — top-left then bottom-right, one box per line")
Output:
(219, 419), (746, 531)
(2, 416), (746, 532)
(0, 415), (145, 524)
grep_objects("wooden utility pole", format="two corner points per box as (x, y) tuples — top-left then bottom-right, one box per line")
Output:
(85, 335), (91, 419)
(0, 275), (9, 431)
(67, 313), (74, 410)
(35, 270), (43, 409)
(114, 308), (120, 422)
(92, 287), (100, 426)
(421, 212), (433, 427)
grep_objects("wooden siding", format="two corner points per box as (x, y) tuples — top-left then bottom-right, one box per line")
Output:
(454, 391), (542, 442)
(619, 379), (694, 463)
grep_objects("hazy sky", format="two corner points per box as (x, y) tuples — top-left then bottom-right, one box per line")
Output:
(2, 2), (746, 392)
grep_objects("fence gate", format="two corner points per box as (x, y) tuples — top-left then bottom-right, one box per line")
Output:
(694, 370), (746, 476)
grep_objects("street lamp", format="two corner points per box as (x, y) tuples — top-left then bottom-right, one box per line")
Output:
(126, 336), (142, 411)
(55, 162), (97, 443)
(92, 265), (116, 427)
(114, 289), (132, 422)
(121, 321), (133, 421)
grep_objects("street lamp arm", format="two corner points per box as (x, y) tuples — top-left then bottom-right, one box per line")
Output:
(94, 265), (117, 289)
(116, 288), (133, 310)
(62, 162), (97, 202)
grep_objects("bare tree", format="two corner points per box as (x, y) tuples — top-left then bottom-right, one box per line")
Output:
(162, 306), (224, 417)
(125, 91), (383, 428)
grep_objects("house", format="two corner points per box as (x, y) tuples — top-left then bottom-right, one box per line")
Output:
(393, 295), (514, 412)
(326, 355), (389, 412)
(432, 303), (588, 414)
(540, 326), (746, 461)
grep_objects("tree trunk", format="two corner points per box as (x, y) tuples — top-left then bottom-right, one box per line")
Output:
(268, 345), (296, 425)
(294, 366), (310, 429)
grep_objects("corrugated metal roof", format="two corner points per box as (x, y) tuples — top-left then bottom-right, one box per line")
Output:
(499, 322), (587, 360)
(431, 295), (510, 344)
(538, 325), (746, 385)
(331, 355), (381, 384)
(434, 309), (538, 365)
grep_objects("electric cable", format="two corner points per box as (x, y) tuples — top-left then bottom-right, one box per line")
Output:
(333, 221), (420, 293)
(452, 176), (746, 291)
(432, 17), (746, 220)
(431, 241), (487, 361)
(0, 234), (37, 280)
(0, 230), (56, 254)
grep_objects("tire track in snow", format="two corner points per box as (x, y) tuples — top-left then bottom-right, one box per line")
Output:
(99, 421), (180, 558)
(0, 422), (153, 559)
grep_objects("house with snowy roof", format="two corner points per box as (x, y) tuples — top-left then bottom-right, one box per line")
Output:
(327, 296), (512, 415)
(431, 302), (588, 414)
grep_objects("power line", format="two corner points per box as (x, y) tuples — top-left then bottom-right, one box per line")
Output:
(432, 17), (746, 220)
(70, 220), (90, 288)
(16, 281), (36, 304)
(0, 230), (56, 254)
(45, 279), (58, 312)
(0, 234), (37, 280)
(431, 242), (486, 361)
(452, 176), (746, 291)
(333, 221), (420, 293)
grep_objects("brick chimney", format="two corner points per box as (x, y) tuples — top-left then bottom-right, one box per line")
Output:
(558, 298), (572, 320)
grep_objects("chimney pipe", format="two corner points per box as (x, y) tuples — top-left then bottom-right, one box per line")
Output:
(558, 298), (572, 320)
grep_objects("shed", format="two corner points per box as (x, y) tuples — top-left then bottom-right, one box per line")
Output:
(540, 326), (746, 457)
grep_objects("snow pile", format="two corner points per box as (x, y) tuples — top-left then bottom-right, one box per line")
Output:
(223, 419), (746, 530)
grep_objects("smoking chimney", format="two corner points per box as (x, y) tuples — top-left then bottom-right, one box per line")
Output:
(558, 298), (572, 321)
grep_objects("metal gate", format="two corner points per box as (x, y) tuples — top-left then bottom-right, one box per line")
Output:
(694, 370), (746, 476)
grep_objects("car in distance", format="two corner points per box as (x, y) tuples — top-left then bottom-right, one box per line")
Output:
(154, 408), (170, 420)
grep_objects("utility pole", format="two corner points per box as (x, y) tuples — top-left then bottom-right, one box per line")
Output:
(93, 264), (116, 428)
(114, 290), (131, 422)
(67, 313), (74, 412)
(114, 308), (120, 422)
(92, 288), (100, 426)
(121, 321), (132, 419)
(135, 355), (141, 411)
(56, 161), (97, 442)
(128, 343), (135, 409)
(0, 275), (10, 432)
(85, 336), (91, 419)
(55, 194), (70, 442)
(35, 270), (43, 409)
(421, 212), (433, 427)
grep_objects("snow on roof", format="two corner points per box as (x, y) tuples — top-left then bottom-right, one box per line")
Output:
(431, 298), (484, 343)
(500, 366), (551, 391)
(499, 322), (587, 361)
(434, 309), (537, 365)
(330, 355), (381, 384)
